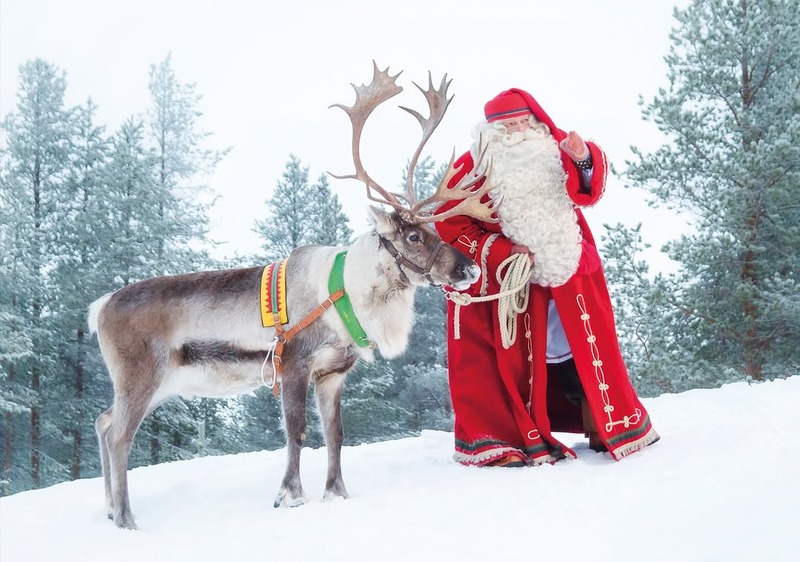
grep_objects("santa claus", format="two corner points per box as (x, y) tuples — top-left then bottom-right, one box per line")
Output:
(435, 89), (660, 467)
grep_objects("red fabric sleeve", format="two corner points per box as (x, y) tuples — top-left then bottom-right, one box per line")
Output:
(565, 141), (607, 207)
(434, 151), (515, 295)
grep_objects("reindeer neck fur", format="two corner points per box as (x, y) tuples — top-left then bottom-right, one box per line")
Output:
(343, 230), (416, 359)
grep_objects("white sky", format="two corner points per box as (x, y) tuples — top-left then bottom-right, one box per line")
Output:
(1, 0), (689, 267)
(2, 376), (798, 561)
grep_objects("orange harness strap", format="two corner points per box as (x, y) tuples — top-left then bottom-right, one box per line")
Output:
(268, 289), (346, 396)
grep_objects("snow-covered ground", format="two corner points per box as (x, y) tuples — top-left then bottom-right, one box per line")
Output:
(2, 376), (798, 562)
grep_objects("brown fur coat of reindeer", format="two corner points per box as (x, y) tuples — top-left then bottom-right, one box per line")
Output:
(89, 63), (499, 529)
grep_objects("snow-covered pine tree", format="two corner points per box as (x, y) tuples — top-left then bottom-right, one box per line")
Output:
(340, 362), (410, 444)
(146, 53), (225, 274)
(307, 173), (353, 246)
(623, 0), (800, 385)
(600, 223), (704, 395)
(0, 59), (74, 489)
(0, 272), (34, 495)
(47, 99), (112, 481)
(102, 119), (162, 285)
(254, 154), (318, 262)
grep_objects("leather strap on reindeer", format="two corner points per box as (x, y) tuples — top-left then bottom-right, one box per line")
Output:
(379, 235), (447, 286)
(266, 287), (345, 397)
(263, 251), (374, 397)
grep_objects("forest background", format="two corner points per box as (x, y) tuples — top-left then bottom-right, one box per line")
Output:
(1, 0), (798, 495)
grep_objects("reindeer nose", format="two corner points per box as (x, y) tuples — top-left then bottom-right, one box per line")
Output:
(448, 261), (480, 291)
(463, 262), (480, 284)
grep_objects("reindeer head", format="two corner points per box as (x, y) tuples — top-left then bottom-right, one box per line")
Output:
(365, 205), (475, 290)
(331, 62), (502, 290)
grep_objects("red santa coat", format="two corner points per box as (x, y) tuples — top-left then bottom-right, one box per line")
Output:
(435, 89), (659, 465)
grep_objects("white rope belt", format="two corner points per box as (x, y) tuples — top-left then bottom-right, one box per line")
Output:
(445, 253), (532, 349)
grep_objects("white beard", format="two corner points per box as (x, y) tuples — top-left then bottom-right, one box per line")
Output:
(471, 123), (582, 287)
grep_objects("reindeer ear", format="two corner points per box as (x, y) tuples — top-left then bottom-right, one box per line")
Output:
(367, 205), (395, 236)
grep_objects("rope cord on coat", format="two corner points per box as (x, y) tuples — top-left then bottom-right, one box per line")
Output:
(445, 252), (532, 349)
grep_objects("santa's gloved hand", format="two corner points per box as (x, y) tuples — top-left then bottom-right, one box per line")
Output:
(511, 244), (533, 264)
(559, 131), (590, 165)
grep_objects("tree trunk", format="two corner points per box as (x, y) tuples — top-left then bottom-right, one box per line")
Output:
(2, 364), (13, 495)
(71, 327), (85, 479)
(31, 365), (40, 488)
(2, 413), (10, 495)
(0, 400), (14, 496)
(71, 429), (82, 480)
(738, 20), (766, 382)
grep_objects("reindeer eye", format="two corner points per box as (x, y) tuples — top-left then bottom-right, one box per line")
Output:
(408, 233), (421, 243)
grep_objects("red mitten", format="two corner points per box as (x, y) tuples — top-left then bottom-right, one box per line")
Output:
(559, 131), (589, 162)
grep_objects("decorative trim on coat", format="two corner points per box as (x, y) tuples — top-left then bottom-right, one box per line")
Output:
(479, 234), (500, 296)
(576, 293), (642, 432)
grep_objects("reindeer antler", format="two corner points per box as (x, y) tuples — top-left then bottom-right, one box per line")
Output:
(330, 61), (500, 224)
(329, 62), (408, 213)
(410, 138), (502, 224)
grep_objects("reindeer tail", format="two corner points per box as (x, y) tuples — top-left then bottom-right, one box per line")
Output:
(87, 293), (113, 336)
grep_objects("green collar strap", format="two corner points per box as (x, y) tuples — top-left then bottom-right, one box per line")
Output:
(328, 252), (373, 348)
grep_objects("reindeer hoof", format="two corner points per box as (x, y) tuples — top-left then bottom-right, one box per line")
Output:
(273, 487), (307, 508)
(322, 478), (349, 501)
(113, 516), (138, 530)
(322, 487), (349, 501)
(112, 508), (138, 530)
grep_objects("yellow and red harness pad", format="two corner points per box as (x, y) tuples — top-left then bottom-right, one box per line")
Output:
(260, 259), (288, 327)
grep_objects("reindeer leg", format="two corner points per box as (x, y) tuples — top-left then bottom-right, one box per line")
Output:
(315, 372), (349, 501)
(274, 367), (310, 508)
(95, 406), (115, 519)
(107, 389), (160, 530)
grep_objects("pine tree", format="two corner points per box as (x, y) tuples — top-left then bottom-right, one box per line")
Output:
(0, 270), (34, 495)
(147, 54), (224, 184)
(0, 57), (234, 493)
(254, 154), (317, 262)
(307, 173), (353, 246)
(146, 53), (225, 275)
(623, 0), (800, 385)
(600, 224), (703, 396)
(102, 118), (163, 286)
(0, 59), (74, 489)
(47, 99), (112, 481)
(340, 362), (410, 443)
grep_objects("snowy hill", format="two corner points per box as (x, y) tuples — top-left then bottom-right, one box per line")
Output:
(2, 377), (799, 562)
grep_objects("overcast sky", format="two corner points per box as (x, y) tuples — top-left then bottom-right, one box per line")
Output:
(1, 0), (689, 265)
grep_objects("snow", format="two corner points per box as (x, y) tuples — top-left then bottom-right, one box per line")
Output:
(2, 376), (799, 562)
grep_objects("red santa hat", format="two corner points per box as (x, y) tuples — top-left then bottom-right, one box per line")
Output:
(484, 88), (565, 142)
(484, 91), (530, 122)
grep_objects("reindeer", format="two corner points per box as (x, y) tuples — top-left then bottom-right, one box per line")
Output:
(88, 62), (500, 529)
